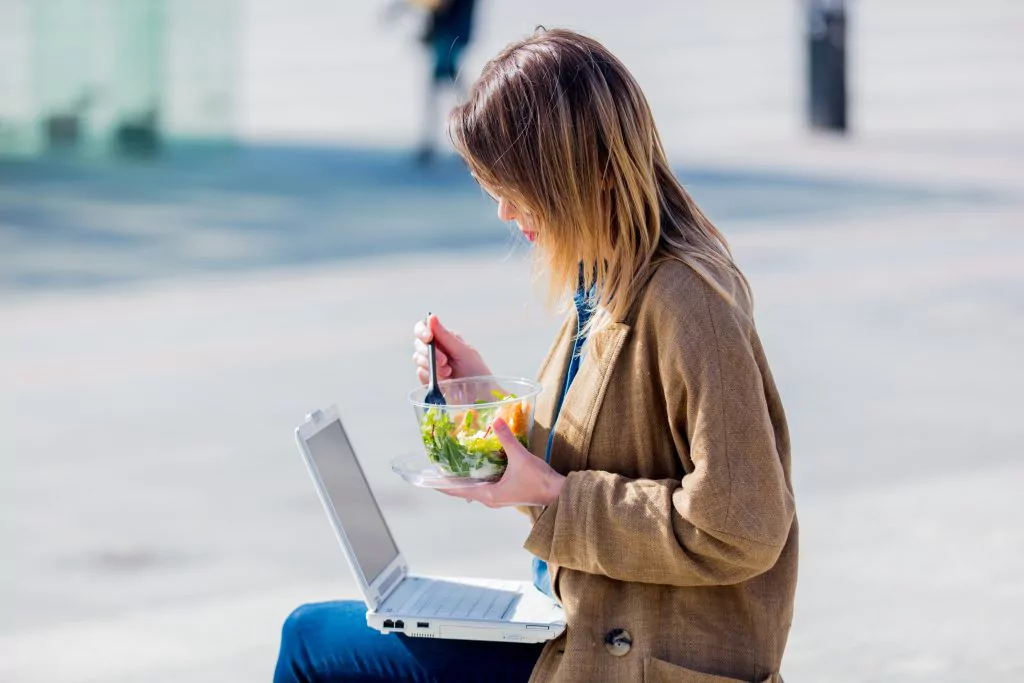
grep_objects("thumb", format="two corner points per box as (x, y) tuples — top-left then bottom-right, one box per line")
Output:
(429, 315), (461, 350)
(492, 418), (524, 456)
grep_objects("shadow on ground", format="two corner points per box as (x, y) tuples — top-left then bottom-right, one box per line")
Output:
(0, 143), (1000, 291)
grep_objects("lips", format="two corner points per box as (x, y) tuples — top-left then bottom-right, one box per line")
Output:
(520, 229), (537, 243)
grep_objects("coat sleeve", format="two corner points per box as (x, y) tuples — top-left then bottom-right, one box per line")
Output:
(523, 280), (795, 587)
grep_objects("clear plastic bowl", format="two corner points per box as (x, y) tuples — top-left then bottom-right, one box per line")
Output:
(403, 376), (543, 485)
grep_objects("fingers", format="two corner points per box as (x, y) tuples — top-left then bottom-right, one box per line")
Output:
(439, 488), (493, 507)
(415, 316), (478, 379)
(413, 360), (451, 381)
(414, 315), (451, 346)
(414, 318), (433, 344)
(414, 339), (449, 366)
(438, 484), (499, 506)
(428, 315), (461, 351)
(412, 351), (452, 380)
(413, 332), (452, 383)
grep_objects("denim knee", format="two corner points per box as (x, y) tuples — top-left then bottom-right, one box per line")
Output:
(276, 601), (373, 683)
(280, 602), (324, 652)
(277, 602), (328, 678)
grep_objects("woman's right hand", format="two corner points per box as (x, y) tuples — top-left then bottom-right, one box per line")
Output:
(413, 314), (492, 385)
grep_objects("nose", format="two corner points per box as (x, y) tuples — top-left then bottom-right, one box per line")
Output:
(497, 197), (517, 223)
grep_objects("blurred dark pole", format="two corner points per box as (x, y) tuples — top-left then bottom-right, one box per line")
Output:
(806, 0), (848, 133)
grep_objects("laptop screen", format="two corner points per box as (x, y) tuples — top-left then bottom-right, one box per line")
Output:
(305, 419), (400, 584)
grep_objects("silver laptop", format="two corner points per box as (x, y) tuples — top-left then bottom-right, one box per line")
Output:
(294, 406), (566, 643)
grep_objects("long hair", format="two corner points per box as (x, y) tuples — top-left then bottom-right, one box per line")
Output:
(448, 28), (751, 327)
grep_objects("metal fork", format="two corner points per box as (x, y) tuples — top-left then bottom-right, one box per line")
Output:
(424, 312), (447, 407)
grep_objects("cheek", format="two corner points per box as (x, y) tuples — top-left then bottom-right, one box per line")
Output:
(517, 213), (537, 231)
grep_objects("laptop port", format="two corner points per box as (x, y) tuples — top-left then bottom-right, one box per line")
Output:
(383, 619), (394, 629)
(394, 620), (405, 629)
(417, 622), (429, 628)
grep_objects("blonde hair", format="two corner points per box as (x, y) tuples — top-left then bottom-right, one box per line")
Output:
(448, 28), (750, 328)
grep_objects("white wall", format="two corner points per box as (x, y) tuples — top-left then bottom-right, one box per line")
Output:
(235, 0), (1024, 150)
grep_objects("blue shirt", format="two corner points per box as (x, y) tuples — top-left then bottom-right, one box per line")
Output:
(532, 279), (595, 597)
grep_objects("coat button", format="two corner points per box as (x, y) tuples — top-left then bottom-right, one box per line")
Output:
(603, 628), (632, 657)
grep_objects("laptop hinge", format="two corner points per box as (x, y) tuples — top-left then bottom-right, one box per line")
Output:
(377, 564), (404, 602)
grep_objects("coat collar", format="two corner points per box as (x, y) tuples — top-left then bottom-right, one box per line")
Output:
(544, 316), (631, 474)
(530, 316), (630, 600)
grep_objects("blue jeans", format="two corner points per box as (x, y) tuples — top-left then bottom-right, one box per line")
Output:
(274, 601), (545, 683)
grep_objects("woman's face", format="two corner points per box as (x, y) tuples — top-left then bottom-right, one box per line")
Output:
(482, 183), (539, 243)
(497, 197), (539, 243)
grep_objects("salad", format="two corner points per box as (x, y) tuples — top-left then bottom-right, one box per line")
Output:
(420, 390), (531, 480)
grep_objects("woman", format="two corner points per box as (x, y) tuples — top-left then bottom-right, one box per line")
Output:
(276, 28), (797, 683)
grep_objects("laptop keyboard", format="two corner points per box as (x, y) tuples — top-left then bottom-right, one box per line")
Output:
(407, 582), (518, 620)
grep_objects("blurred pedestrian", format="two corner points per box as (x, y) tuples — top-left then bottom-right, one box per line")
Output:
(275, 28), (797, 683)
(413, 0), (477, 165)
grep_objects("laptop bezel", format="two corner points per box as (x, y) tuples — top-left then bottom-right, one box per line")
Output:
(294, 406), (408, 610)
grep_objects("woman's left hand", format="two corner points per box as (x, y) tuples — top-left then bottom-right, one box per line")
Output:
(439, 418), (566, 508)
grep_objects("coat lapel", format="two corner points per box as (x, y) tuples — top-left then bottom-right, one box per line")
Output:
(519, 315), (575, 525)
(529, 314), (574, 464)
(548, 322), (631, 473)
(543, 321), (630, 601)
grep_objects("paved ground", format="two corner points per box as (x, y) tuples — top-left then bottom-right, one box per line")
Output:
(0, 143), (995, 291)
(3, 1), (1024, 682)
(4, 196), (1022, 683)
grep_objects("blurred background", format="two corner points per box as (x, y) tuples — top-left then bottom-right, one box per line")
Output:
(2, 1), (1022, 681)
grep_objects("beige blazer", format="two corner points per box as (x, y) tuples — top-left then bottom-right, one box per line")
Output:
(522, 260), (797, 683)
